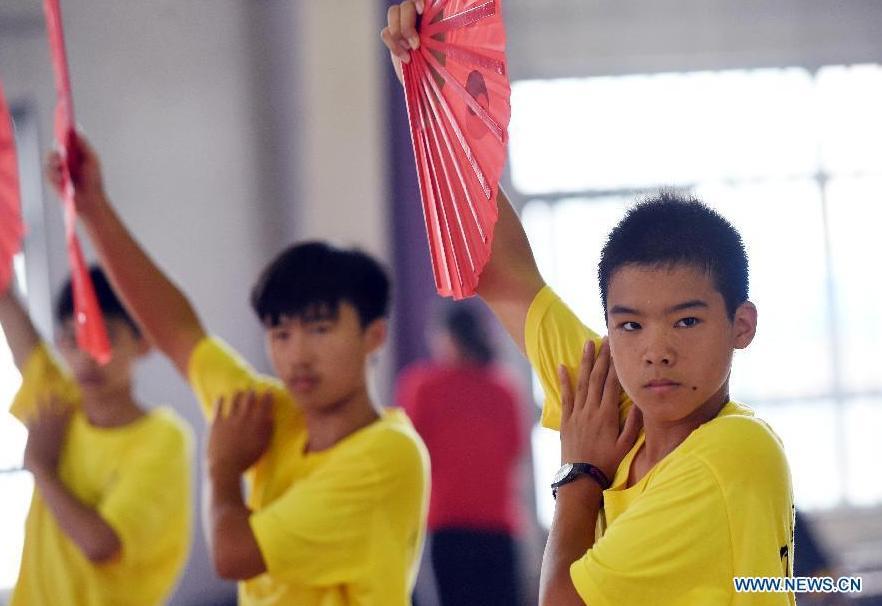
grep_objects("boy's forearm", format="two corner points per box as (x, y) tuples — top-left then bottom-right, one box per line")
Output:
(32, 468), (122, 563)
(208, 466), (267, 580)
(77, 196), (206, 375)
(0, 288), (40, 371)
(483, 189), (540, 276)
(539, 479), (602, 606)
(475, 189), (545, 352)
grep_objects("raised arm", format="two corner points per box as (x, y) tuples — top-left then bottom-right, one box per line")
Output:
(0, 283), (41, 371)
(475, 189), (546, 352)
(381, 1), (545, 353)
(45, 136), (205, 375)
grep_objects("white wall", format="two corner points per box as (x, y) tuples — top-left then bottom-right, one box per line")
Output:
(506, 0), (882, 80)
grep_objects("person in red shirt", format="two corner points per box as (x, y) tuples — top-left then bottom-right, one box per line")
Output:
(397, 303), (527, 606)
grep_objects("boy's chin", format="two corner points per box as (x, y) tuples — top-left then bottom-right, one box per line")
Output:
(640, 391), (727, 424)
(78, 377), (126, 397)
(77, 377), (107, 393)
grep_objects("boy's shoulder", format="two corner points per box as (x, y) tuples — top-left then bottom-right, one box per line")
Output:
(368, 409), (427, 454)
(679, 401), (789, 484)
(141, 405), (192, 436)
(114, 406), (193, 453)
(335, 408), (429, 476)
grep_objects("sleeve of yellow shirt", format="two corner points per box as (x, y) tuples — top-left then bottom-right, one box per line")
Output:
(98, 412), (194, 564)
(249, 429), (423, 586)
(570, 455), (733, 606)
(9, 342), (80, 423)
(525, 285), (632, 431)
(186, 336), (286, 421)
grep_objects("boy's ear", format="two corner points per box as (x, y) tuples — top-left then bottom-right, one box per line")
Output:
(733, 301), (757, 350)
(364, 318), (388, 355)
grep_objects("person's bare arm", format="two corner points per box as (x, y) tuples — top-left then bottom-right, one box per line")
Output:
(207, 392), (272, 580)
(540, 342), (642, 605)
(475, 189), (546, 353)
(45, 137), (205, 376)
(381, 2), (545, 353)
(540, 478), (602, 606)
(24, 402), (122, 563)
(33, 471), (123, 563)
(0, 286), (40, 371)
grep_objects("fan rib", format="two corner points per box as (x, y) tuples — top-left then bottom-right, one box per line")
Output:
(417, 64), (488, 244)
(422, 50), (504, 145)
(418, 83), (467, 290)
(421, 51), (495, 200)
(422, 94), (478, 277)
(423, 38), (505, 75)
(425, 1), (496, 36)
(404, 65), (451, 294)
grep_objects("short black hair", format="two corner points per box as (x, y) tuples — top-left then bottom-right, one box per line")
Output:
(55, 266), (141, 336)
(440, 302), (495, 366)
(250, 241), (391, 328)
(598, 190), (749, 320)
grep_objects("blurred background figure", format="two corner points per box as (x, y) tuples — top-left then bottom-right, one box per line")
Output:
(795, 510), (848, 606)
(397, 302), (527, 606)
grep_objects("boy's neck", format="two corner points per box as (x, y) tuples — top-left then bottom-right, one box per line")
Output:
(303, 386), (382, 453)
(640, 382), (730, 468)
(80, 388), (146, 428)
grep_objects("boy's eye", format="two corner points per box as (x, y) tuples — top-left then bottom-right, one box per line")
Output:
(676, 317), (701, 328)
(271, 330), (290, 341)
(620, 321), (641, 332)
(307, 323), (332, 334)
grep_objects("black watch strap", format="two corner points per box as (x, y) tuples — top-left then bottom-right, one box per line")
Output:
(551, 463), (612, 499)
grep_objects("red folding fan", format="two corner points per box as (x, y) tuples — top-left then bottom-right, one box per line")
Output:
(44, 0), (111, 363)
(0, 81), (23, 295)
(402, 0), (511, 299)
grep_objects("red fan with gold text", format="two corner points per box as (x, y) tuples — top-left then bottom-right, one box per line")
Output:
(44, 0), (111, 363)
(0, 80), (24, 295)
(402, 0), (511, 299)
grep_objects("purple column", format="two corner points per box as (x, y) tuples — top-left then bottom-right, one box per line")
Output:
(384, 1), (436, 374)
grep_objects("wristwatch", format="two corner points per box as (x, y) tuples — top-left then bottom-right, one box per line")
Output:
(551, 462), (611, 499)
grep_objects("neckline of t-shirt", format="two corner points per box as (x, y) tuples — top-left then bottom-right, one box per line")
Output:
(75, 406), (158, 435)
(300, 407), (401, 458)
(611, 399), (745, 493)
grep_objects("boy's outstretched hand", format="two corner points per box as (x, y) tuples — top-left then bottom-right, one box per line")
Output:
(45, 133), (108, 220)
(558, 339), (642, 481)
(208, 390), (274, 476)
(23, 395), (73, 479)
(380, 0), (425, 85)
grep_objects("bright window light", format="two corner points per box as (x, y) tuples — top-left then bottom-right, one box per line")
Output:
(510, 68), (818, 194)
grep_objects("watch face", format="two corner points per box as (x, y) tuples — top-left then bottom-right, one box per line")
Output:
(552, 463), (574, 484)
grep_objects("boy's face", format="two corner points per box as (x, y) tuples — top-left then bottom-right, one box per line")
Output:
(57, 317), (147, 399)
(606, 264), (756, 424)
(265, 302), (386, 413)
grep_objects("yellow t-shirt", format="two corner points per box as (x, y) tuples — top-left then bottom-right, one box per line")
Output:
(9, 343), (193, 606)
(526, 286), (795, 605)
(187, 336), (430, 606)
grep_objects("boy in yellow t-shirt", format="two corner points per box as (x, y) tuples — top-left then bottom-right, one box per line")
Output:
(45, 136), (430, 606)
(384, 5), (793, 603)
(0, 267), (192, 606)
(482, 189), (794, 605)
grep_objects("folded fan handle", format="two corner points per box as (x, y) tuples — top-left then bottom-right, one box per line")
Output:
(64, 128), (83, 188)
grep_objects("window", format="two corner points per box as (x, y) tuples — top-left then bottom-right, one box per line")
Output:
(512, 65), (882, 527)
(1, 105), (41, 592)
(1, 259), (31, 591)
